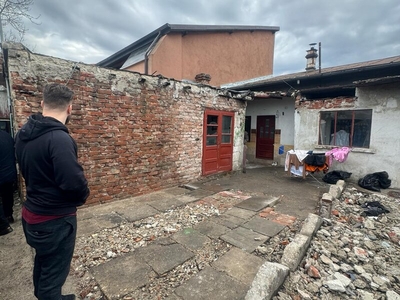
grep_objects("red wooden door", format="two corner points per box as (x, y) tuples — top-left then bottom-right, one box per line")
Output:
(256, 116), (275, 159)
(202, 110), (234, 175)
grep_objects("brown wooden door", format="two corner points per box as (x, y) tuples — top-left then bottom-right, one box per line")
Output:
(202, 110), (234, 175)
(256, 115), (275, 159)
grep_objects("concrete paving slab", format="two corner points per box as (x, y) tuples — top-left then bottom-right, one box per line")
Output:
(135, 242), (194, 275)
(235, 196), (280, 212)
(174, 266), (247, 300)
(90, 253), (156, 299)
(225, 207), (257, 220)
(243, 216), (286, 237)
(212, 247), (264, 286)
(186, 188), (216, 199)
(77, 212), (124, 237)
(194, 220), (230, 239)
(220, 227), (269, 253)
(176, 194), (200, 204)
(84, 197), (139, 215)
(198, 183), (230, 193)
(212, 214), (246, 229)
(147, 196), (185, 211)
(163, 186), (190, 195)
(116, 203), (159, 222)
(77, 218), (102, 237)
(172, 228), (211, 251)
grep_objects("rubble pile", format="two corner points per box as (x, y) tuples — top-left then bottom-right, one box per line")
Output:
(274, 185), (400, 300)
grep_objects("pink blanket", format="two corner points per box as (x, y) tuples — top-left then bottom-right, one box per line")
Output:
(325, 147), (351, 165)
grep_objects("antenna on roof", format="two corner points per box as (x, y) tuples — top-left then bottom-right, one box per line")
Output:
(318, 42), (322, 73)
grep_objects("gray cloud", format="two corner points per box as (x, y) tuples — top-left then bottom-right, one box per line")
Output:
(12, 0), (400, 75)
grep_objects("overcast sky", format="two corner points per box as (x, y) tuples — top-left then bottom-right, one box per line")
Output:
(14, 0), (400, 76)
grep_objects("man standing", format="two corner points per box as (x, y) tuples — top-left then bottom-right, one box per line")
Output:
(15, 83), (90, 300)
(0, 129), (17, 235)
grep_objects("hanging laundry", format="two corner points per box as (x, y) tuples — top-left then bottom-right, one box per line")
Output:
(325, 147), (352, 165)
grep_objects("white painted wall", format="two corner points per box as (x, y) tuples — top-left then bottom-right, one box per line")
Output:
(246, 97), (295, 145)
(295, 82), (400, 188)
(233, 110), (246, 170)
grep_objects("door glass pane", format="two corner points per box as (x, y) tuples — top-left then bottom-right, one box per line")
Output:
(222, 116), (231, 133)
(265, 124), (269, 138)
(206, 136), (217, 145)
(222, 116), (232, 144)
(221, 136), (231, 143)
(207, 115), (218, 136)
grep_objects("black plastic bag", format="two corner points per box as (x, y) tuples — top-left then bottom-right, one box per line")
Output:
(322, 170), (352, 184)
(361, 201), (390, 216)
(358, 171), (391, 192)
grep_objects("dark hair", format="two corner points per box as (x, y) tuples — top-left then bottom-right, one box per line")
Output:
(43, 83), (74, 110)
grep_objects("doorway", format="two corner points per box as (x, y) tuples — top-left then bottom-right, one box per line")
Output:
(256, 115), (275, 159)
(202, 110), (234, 175)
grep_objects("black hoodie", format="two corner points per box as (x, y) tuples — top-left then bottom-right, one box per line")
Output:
(15, 113), (90, 216)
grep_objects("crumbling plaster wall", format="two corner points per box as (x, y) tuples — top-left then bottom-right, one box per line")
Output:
(7, 44), (247, 205)
(294, 84), (400, 188)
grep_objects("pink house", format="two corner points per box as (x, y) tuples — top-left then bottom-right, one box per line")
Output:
(98, 23), (279, 86)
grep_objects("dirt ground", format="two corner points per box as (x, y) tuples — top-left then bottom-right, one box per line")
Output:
(0, 164), (330, 300)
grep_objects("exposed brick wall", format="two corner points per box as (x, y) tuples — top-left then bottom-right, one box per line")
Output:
(295, 95), (356, 110)
(7, 44), (246, 205)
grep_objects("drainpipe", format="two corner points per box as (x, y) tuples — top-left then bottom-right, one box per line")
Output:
(144, 31), (161, 75)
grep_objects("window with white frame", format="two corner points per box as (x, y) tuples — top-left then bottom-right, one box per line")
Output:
(319, 110), (372, 148)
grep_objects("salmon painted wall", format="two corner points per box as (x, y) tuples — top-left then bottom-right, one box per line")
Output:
(149, 31), (275, 86)
(125, 61), (145, 73)
(150, 35), (183, 80)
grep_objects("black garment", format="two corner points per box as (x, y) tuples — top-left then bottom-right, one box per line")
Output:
(0, 198), (11, 232)
(0, 182), (14, 218)
(15, 113), (90, 215)
(303, 153), (326, 167)
(22, 216), (77, 300)
(0, 130), (17, 184)
(0, 130), (17, 219)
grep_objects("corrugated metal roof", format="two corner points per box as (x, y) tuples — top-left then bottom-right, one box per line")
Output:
(121, 42), (152, 69)
(228, 55), (400, 89)
(97, 23), (280, 68)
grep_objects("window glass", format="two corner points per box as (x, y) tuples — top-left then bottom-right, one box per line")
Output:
(353, 110), (372, 147)
(319, 110), (372, 148)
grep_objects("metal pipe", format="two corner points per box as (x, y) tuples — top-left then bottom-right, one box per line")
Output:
(319, 42), (322, 73)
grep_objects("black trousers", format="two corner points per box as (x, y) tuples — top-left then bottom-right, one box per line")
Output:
(22, 215), (77, 300)
(0, 199), (9, 230)
(0, 181), (14, 218)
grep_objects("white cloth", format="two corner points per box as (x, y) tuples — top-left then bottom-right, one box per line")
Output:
(285, 150), (309, 171)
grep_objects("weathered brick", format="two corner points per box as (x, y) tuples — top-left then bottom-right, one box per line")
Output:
(10, 46), (247, 205)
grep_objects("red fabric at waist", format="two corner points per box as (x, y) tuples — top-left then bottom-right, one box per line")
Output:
(22, 206), (76, 224)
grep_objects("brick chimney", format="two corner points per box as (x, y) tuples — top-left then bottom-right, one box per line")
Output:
(305, 43), (318, 71)
(195, 73), (211, 84)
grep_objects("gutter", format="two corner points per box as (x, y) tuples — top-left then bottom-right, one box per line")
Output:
(144, 31), (162, 75)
